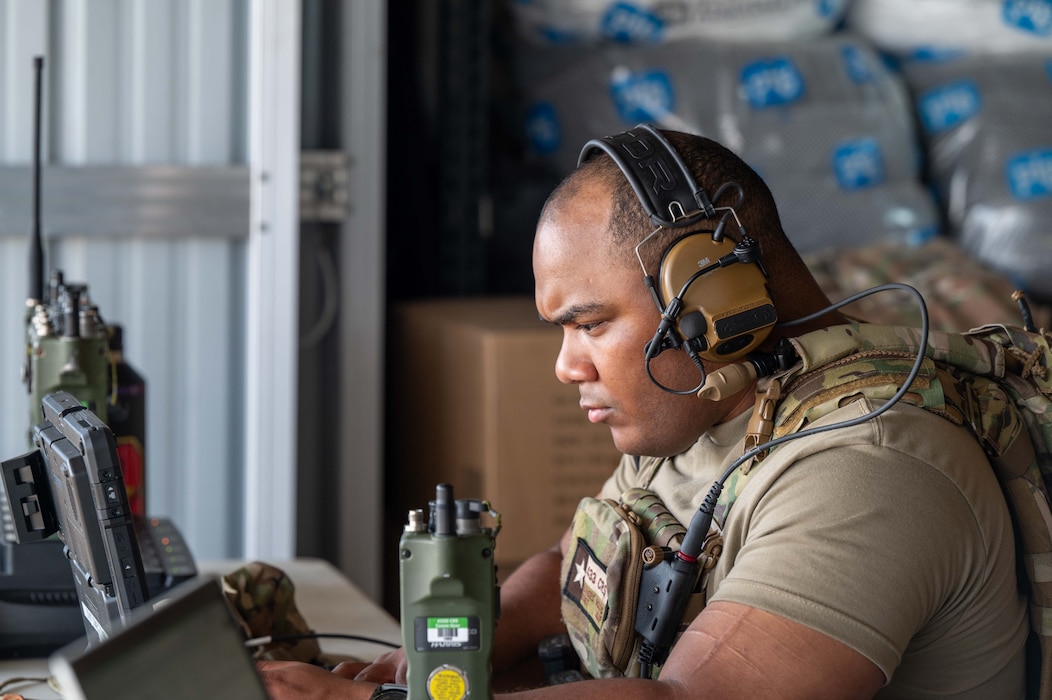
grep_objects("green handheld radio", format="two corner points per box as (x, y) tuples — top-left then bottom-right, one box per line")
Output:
(399, 483), (501, 700)
(23, 274), (111, 443)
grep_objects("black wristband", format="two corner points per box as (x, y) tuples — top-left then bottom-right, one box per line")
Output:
(369, 683), (407, 699)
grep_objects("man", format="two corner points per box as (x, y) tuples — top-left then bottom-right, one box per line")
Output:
(260, 127), (1029, 698)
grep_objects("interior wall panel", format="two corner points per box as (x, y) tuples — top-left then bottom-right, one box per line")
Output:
(129, 0), (177, 163)
(0, 0), (249, 561)
(1, 0), (49, 161)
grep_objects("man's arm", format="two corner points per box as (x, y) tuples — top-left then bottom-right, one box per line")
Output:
(265, 499), (884, 698)
(497, 600), (884, 699)
(491, 541), (567, 680)
(262, 600), (884, 699)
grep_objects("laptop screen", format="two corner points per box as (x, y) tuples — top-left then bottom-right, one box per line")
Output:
(49, 575), (270, 700)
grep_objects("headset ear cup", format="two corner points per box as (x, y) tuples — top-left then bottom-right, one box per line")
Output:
(658, 233), (777, 362)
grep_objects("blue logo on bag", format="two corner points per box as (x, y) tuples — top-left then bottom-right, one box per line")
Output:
(537, 25), (580, 44)
(817, 0), (848, 18)
(918, 80), (982, 133)
(902, 46), (966, 65)
(1002, 0), (1052, 36)
(1007, 149), (1052, 200)
(740, 57), (805, 109)
(833, 138), (885, 191)
(525, 102), (561, 154)
(600, 2), (664, 43)
(610, 68), (675, 123)
(840, 45), (875, 84)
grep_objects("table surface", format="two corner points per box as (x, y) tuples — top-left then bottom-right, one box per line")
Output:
(0, 557), (401, 699)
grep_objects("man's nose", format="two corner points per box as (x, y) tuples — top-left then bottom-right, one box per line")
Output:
(554, 336), (598, 384)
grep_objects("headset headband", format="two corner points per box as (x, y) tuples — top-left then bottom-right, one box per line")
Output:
(577, 123), (716, 229)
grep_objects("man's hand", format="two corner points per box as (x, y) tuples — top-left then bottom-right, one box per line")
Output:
(257, 660), (377, 700)
(351, 647), (407, 683)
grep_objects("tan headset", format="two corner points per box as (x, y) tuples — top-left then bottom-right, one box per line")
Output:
(577, 124), (776, 375)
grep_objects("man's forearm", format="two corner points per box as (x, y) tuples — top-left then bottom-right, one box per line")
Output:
(500, 677), (690, 700)
(491, 545), (567, 676)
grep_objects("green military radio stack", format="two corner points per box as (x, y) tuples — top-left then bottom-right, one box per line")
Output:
(22, 273), (111, 446)
(399, 483), (501, 700)
(20, 57), (111, 446)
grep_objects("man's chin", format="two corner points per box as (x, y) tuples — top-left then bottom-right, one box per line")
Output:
(610, 428), (692, 460)
(609, 429), (648, 458)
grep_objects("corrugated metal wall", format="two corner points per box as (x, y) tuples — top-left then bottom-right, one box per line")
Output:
(0, 0), (251, 559)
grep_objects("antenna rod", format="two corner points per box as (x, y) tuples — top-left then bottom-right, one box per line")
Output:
(29, 55), (45, 303)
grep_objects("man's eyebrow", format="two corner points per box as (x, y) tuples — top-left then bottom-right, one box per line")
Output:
(541, 302), (605, 327)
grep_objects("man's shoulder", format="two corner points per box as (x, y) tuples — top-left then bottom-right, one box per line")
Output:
(712, 398), (987, 507)
(768, 398), (979, 468)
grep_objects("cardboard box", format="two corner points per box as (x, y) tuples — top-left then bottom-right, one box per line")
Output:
(387, 296), (623, 576)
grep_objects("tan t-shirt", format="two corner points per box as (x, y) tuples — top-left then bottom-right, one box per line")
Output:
(599, 398), (1029, 698)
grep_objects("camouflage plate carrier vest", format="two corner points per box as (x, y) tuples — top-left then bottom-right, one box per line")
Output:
(750, 322), (1052, 699)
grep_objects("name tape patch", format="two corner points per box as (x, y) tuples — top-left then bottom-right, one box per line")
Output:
(563, 538), (610, 632)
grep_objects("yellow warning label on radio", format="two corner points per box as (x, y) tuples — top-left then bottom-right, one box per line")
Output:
(427, 665), (468, 700)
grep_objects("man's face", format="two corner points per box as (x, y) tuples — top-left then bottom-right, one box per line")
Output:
(533, 182), (742, 458)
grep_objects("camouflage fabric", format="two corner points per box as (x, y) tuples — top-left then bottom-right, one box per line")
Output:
(804, 237), (1052, 332)
(759, 322), (1052, 698)
(560, 487), (708, 679)
(620, 489), (687, 550)
(221, 561), (323, 663)
(560, 495), (640, 678)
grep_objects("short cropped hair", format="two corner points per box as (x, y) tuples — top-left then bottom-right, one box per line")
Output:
(542, 129), (802, 281)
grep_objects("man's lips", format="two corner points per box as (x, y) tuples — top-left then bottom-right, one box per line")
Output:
(582, 404), (613, 424)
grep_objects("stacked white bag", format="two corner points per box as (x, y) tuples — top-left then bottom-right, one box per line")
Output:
(845, 0), (1052, 298)
(844, 0), (1052, 57)
(510, 1), (939, 253)
(509, 0), (851, 45)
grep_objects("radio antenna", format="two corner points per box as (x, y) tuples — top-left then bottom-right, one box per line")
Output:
(29, 55), (45, 303)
